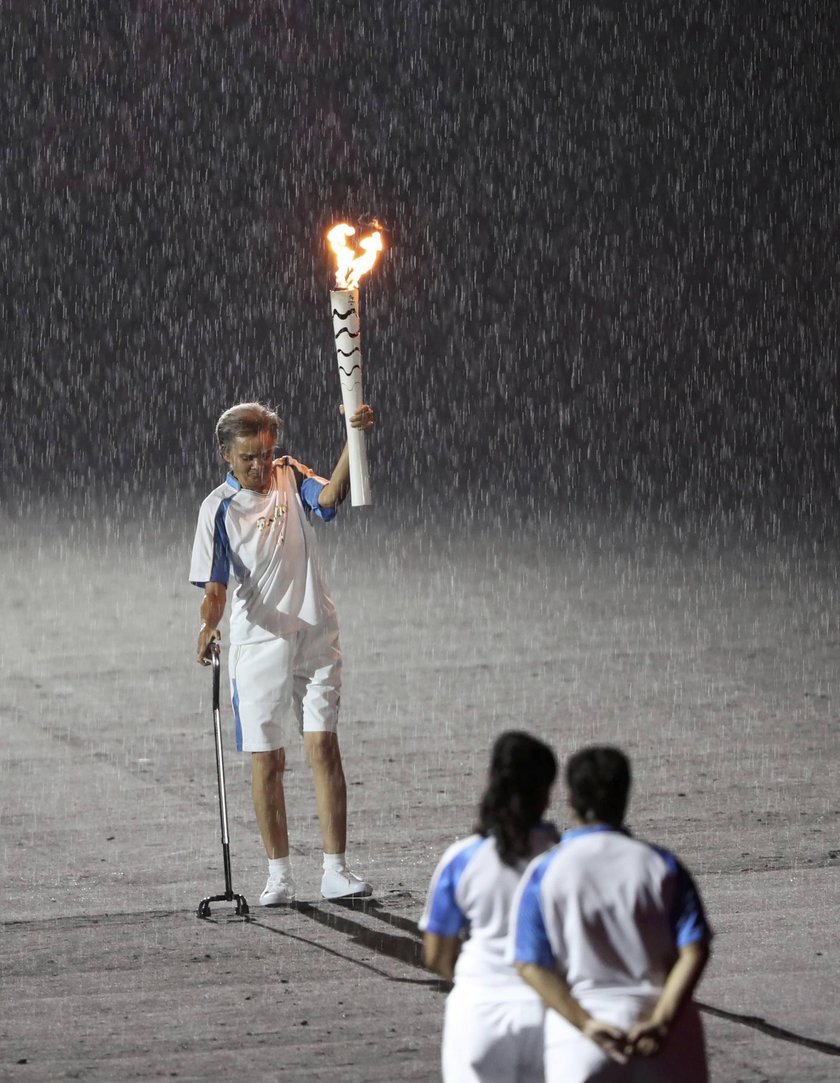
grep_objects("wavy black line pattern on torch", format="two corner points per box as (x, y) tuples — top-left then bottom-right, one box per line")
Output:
(328, 284), (369, 504)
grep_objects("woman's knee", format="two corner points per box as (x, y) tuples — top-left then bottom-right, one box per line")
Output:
(303, 731), (341, 769)
(252, 747), (286, 781)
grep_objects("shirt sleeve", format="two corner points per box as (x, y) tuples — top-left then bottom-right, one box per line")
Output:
(189, 496), (231, 587)
(654, 847), (714, 948)
(418, 838), (484, 937)
(280, 456), (337, 523)
(509, 853), (557, 968)
(671, 862), (713, 948)
(300, 476), (336, 522)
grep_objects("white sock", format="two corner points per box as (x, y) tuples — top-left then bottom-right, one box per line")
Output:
(323, 852), (346, 873)
(268, 856), (293, 881)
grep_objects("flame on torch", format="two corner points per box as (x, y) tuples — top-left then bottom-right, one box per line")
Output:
(327, 222), (383, 290)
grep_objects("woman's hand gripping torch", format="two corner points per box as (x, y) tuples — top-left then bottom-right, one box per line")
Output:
(327, 223), (383, 507)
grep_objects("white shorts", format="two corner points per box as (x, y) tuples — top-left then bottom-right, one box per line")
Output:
(544, 993), (707, 1083)
(229, 618), (342, 752)
(442, 983), (545, 1083)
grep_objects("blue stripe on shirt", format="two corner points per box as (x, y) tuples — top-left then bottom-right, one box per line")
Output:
(512, 851), (557, 968)
(210, 496), (234, 583)
(424, 836), (487, 937)
(561, 824), (620, 843)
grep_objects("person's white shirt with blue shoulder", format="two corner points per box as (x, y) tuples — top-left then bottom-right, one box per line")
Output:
(510, 824), (712, 997)
(189, 456), (336, 643)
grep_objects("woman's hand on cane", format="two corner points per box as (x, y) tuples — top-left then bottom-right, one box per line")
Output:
(197, 625), (220, 666)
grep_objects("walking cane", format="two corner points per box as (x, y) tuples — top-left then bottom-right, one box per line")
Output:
(198, 643), (249, 918)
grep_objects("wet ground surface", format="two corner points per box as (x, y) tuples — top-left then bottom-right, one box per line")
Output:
(2, 512), (839, 1081)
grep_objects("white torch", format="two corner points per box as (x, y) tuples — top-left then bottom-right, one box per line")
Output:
(327, 223), (383, 507)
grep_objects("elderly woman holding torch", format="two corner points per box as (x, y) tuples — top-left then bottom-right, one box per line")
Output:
(190, 399), (374, 904)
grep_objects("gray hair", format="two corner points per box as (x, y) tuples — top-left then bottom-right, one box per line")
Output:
(215, 402), (280, 450)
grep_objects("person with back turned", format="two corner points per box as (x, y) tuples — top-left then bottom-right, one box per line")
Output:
(420, 731), (560, 1082)
(510, 746), (712, 1082)
(190, 400), (374, 904)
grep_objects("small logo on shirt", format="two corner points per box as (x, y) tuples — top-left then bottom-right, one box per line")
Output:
(257, 495), (287, 541)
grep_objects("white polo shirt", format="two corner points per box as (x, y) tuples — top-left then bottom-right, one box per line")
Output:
(510, 825), (712, 998)
(420, 826), (558, 991)
(189, 456), (336, 643)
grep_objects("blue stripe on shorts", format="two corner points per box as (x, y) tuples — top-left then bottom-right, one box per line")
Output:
(232, 678), (243, 752)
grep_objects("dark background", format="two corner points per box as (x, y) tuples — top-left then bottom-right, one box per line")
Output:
(3, 0), (838, 534)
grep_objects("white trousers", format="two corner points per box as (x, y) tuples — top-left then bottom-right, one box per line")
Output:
(442, 983), (545, 1083)
(544, 993), (707, 1083)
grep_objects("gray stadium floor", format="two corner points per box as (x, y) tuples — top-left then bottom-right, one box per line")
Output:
(2, 513), (839, 1081)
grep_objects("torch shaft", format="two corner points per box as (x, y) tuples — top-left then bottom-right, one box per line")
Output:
(331, 288), (371, 506)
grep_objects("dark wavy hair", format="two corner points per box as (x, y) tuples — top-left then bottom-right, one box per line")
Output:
(475, 731), (558, 867)
(565, 746), (631, 827)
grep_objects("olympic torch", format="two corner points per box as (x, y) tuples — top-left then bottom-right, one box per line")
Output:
(327, 223), (383, 507)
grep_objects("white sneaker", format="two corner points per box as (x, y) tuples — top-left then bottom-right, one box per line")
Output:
(320, 867), (373, 900)
(259, 875), (297, 906)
